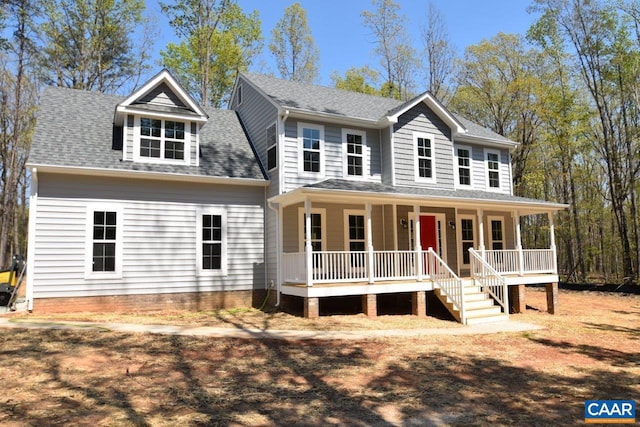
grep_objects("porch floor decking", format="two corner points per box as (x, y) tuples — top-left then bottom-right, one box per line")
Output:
(281, 273), (559, 298)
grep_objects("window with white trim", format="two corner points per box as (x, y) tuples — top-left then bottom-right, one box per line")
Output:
(460, 217), (475, 266)
(299, 123), (324, 174)
(489, 218), (504, 250)
(343, 130), (365, 177)
(85, 205), (123, 279)
(345, 211), (366, 251)
(486, 149), (501, 189)
(298, 208), (326, 252)
(135, 116), (190, 164)
(456, 146), (472, 186)
(266, 123), (277, 171)
(414, 132), (435, 182)
(197, 208), (228, 275)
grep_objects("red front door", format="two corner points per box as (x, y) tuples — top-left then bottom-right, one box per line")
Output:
(420, 215), (438, 252)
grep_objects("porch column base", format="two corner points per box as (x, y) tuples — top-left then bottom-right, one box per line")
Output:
(545, 282), (558, 315)
(303, 297), (319, 319)
(362, 294), (377, 318)
(509, 285), (526, 314)
(411, 291), (426, 317)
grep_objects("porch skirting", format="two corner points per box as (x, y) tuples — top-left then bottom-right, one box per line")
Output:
(31, 289), (267, 314)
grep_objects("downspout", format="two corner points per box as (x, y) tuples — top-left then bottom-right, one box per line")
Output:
(278, 109), (289, 195)
(26, 168), (38, 312)
(268, 201), (281, 307)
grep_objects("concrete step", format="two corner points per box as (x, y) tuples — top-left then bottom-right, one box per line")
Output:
(465, 313), (510, 325)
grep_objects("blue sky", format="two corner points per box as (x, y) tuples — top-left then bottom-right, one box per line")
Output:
(148, 0), (538, 87)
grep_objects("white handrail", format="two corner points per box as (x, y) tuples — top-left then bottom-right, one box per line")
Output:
(470, 248), (509, 314)
(426, 248), (465, 324)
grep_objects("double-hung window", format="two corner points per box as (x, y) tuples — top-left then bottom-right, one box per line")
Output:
(486, 149), (501, 189)
(299, 123), (323, 174)
(489, 218), (504, 250)
(85, 205), (123, 279)
(460, 217), (475, 266)
(298, 208), (326, 252)
(343, 129), (366, 177)
(197, 208), (227, 275)
(414, 132), (436, 183)
(136, 116), (188, 163)
(456, 146), (472, 187)
(266, 123), (277, 171)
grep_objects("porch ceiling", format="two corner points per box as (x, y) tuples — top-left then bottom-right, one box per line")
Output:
(269, 179), (568, 215)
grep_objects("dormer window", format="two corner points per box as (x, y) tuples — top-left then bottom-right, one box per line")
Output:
(140, 117), (185, 160)
(133, 116), (190, 164)
(114, 69), (208, 166)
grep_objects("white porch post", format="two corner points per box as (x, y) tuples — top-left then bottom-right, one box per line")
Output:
(514, 210), (524, 276)
(477, 209), (485, 257)
(414, 205), (423, 280)
(366, 202), (375, 284)
(304, 198), (313, 287)
(548, 211), (558, 274)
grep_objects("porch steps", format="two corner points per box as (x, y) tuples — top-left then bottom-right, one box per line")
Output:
(434, 279), (509, 325)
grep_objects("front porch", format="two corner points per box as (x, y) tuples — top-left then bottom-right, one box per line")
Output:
(268, 183), (566, 324)
(281, 247), (559, 324)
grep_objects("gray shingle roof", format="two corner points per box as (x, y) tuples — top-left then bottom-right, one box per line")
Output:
(242, 72), (401, 122)
(303, 179), (566, 208)
(29, 86), (266, 181)
(242, 73), (513, 144)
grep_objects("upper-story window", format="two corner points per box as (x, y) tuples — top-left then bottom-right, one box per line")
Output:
(298, 123), (324, 175)
(486, 149), (501, 189)
(343, 129), (366, 178)
(413, 132), (436, 183)
(267, 123), (277, 171)
(456, 146), (472, 187)
(135, 116), (190, 164)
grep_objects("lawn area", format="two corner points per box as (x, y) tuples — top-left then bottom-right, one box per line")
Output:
(0, 288), (638, 426)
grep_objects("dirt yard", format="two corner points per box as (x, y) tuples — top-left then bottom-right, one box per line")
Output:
(0, 288), (638, 426)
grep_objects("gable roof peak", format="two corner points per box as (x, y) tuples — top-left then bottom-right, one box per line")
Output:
(114, 69), (208, 125)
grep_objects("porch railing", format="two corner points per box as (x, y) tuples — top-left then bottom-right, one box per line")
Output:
(470, 248), (509, 314)
(484, 249), (555, 275)
(282, 247), (557, 286)
(425, 248), (465, 323)
(374, 250), (416, 280)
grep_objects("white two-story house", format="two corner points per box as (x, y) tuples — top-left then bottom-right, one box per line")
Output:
(25, 70), (566, 324)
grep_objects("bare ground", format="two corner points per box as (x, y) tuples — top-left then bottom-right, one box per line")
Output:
(0, 288), (638, 426)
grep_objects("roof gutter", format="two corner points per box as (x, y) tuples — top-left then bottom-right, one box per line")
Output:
(269, 186), (568, 213)
(27, 163), (270, 187)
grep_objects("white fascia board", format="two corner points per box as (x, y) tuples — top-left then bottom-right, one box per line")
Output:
(386, 93), (467, 135)
(115, 105), (208, 123)
(120, 69), (207, 119)
(27, 164), (270, 187)
(268, 186), (568, 213)
(456, 134), (519, 151)
(286, 109), (383, 128)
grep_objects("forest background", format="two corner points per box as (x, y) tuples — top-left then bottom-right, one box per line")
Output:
(1, 0), (639, 285)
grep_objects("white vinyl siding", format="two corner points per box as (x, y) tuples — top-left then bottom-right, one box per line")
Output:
(31, 173), (264, 299)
